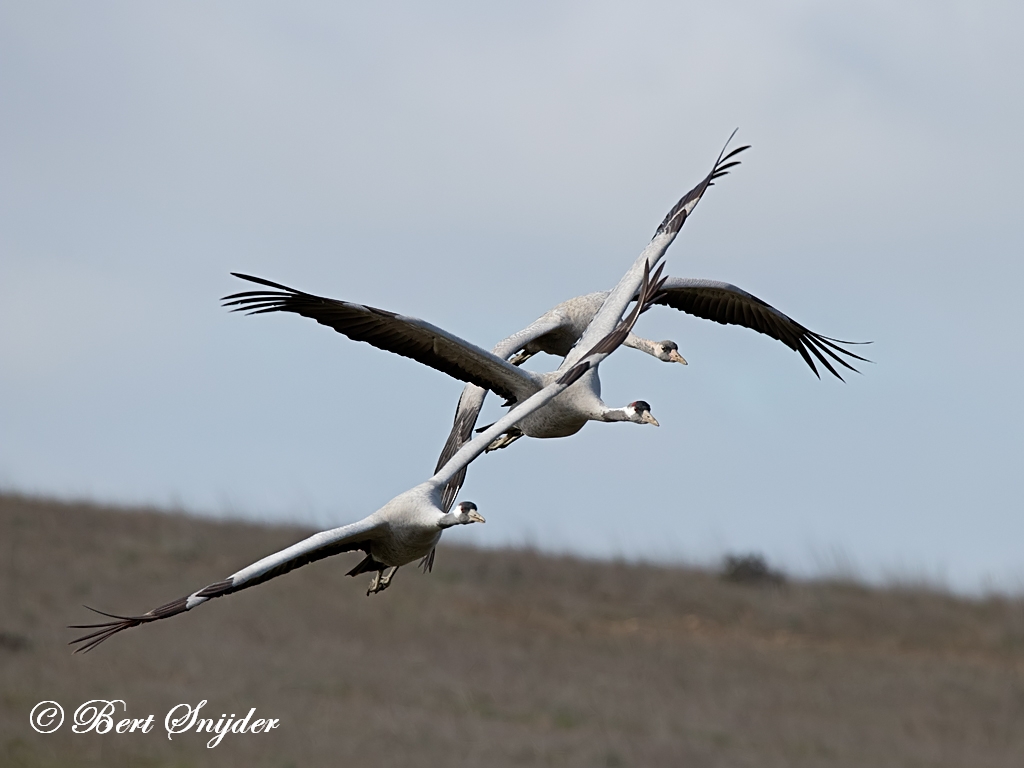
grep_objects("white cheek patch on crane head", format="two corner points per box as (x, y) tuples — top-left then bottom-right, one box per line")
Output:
(455, 501), (485, 524)
(657, 341), (687, 364)
(628, 400), (660, 426)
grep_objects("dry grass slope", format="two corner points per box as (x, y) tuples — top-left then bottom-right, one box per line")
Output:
(2, 493), (1024, 767)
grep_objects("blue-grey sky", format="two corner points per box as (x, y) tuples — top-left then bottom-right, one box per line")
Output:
(2, 2), (1021, 592)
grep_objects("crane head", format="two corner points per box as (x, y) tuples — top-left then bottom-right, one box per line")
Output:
(654, 340), (687, 365)
(627, 401), (660, 427)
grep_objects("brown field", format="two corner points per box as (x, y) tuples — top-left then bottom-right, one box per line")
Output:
(2, 492), (1024, 767)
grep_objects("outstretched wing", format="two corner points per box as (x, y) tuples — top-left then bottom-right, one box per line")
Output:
(435, 135), (750, 505)
(435, 384), (488, 512)
(652, 278), (870, 380)
(69, 516), (389, 653)
(429, 261), (668, 491)
(652, 129), (749, 241)
(561, 133), (749, 370)
(223, 274), (539, 405)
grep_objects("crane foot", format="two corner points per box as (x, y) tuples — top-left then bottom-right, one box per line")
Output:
(367, 566), (399, 595)
(485, 429), (523, 453)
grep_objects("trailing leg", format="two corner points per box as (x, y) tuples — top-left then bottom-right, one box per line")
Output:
(485, 427), (524, 452)
(368, 566), (399, 595)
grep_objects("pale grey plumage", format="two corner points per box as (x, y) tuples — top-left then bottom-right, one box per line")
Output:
(223, 272), (661, 443)
(221, 139), (749, 517)
(434, 276), (867, 509)
(487, 278), (866, 377)
(69, 265), (665, 653)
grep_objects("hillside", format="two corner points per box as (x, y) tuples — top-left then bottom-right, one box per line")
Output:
(2, 493), (1023, 767)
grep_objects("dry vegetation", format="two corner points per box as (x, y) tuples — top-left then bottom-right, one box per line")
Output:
(2, 492), (1024, 767)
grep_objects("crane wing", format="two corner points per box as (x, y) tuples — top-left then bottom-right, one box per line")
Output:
(435, 384), (488, 513)
(652, 278), (870, 380)
(223, 274), (540, 404)
(433, 133), (751, 505)
(69, 516), (390, 653)
(561, 134), (749, 370)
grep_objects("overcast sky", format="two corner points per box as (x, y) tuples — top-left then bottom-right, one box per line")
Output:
(2, 2), (1022, 592)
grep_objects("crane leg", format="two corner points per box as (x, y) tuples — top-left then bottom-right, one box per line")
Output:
(485, 428), (523, 453)
(367, 566), (400, 595)
(508, 349), (536, 366)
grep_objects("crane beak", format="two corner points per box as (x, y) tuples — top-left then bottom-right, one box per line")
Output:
(667, 349), (688, 365)
(468, 510), (486, 524)
(641, 411), (660, 427)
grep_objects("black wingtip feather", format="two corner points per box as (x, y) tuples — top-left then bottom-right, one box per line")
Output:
(653, 131), (748, 238)
(793, 341), (821, 379)
(229, 273), (303, 294)
(804, 339), (844, 381)
(721, 145), (751, 162)
(222, 289), (292, 302)
(810, 338), (862, 373)
(69, 605), (136, 624)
